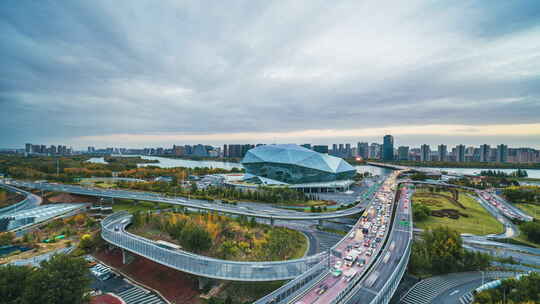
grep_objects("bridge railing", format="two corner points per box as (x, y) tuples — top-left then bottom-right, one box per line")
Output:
(0, 184), (33, 216)
(101, 211), (326, 281)
(366, 186), (413, 304)
(252, 180), (384, 304)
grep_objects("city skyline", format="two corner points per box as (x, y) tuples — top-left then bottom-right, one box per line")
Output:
(1, 1), (540, 148)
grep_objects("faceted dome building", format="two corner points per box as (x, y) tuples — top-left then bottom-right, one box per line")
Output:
(241, 144), (357, 185)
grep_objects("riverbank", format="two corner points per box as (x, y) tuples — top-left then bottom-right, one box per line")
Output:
(381, 160), (540, 170)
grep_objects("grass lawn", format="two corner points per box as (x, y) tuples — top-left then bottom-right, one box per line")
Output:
(290, 231), (309, 259)
(515, 203), (540, 220)
(413, 190), (504, 235)
(112, 200), (173, 213)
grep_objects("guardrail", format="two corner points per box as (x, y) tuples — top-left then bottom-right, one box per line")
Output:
(252, 181), (384, 304)
(0, 184), (34, 215)
(101, 211), (326, 281)
(366, 184), (413, 304)
(11, 180), (364, 221)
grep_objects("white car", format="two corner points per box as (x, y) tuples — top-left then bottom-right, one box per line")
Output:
(334, 260), (343, 269)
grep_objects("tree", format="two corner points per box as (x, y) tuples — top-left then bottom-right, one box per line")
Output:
(413, 204), (431, 222)
(0, 231), (15, 246)
(22, 254), (91, 304)
(0, 265), (33, 304)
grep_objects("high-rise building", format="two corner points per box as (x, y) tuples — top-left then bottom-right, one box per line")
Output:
(332, 144), (338, 156)
(25, 143), (32, 153)
(420, 144), (431, 162)
(357, 142), (369, 159)
(496, 144), (508, 163)
(480, 144), (490, 162)
(369, 143), (381, 159)
(345, 143), (352, 158)
(456, 144), (465, 162)
(397, 146), (409, 161)
(338, 144), (344, 157)
(382, 135), (394, 161)
(437, 144), (447, 162)
(313, 145), (329, 154)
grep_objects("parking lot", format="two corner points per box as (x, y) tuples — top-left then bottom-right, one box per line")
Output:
(86, 255), (166, 304)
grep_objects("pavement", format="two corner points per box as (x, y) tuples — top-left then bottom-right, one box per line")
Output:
(291, 171), (401, 304)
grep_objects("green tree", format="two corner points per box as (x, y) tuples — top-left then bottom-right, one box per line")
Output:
(22, 254), (91, 304)
(0, 264), (33, 304)
(0, 231), (15, 246)
(413, 204), (431, 222)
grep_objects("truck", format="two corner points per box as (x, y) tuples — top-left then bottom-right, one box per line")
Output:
(344, 249), (361, 267)
(362, 222), (371, 235)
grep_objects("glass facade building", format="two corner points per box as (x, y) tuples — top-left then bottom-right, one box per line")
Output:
(241, 144), (356, 184)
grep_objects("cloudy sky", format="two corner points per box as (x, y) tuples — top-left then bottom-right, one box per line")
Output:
(1, 1), (540, 149)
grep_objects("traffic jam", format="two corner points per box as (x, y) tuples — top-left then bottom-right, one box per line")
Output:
(295, 171), (401, 304)
(477, 190), (527, 221)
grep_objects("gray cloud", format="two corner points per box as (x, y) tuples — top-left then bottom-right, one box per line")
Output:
(1, 0), (540, 148)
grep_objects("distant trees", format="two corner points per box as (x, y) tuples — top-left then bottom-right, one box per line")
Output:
(520, 221), (540, 244)
(0, 254), (91, 304)
(503, 186), (540, 204)
(480, 169), (528, 178)
(410, 226), (491, 276)
(474, 272), (540, 304)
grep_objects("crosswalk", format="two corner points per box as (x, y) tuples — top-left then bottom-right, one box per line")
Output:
(400, 272), (516, 304)
(459, 292), (474, 304)
(116, 286), (165, 304)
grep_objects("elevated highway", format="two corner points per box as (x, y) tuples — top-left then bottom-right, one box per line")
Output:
(6, 180), (366, 221)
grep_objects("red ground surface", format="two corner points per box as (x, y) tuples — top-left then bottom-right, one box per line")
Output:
(94, 248), (202, 304)
(47, 192), (101, 204)
(91, 294), (123, 304)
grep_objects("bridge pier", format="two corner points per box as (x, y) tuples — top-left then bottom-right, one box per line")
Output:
(270, 218), (274, 226)
(318, 219), (323, 227)
(197, 277), (213, 290)
(122, 248), (127, 264)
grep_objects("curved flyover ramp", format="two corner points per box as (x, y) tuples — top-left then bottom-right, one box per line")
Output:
(10, 180), (364, 220)
(101, 211), (326, 281)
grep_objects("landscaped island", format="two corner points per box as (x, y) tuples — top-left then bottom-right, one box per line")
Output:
(129, 210), (308, 261)
(412, 187), (503, 235)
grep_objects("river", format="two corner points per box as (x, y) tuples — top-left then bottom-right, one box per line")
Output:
(87, 156), (393, 176)
(88, 156), (540, 178)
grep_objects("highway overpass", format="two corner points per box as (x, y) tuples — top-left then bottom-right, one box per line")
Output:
(5, 180), (367, 221)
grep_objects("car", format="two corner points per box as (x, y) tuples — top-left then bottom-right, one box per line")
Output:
(334, 260), (343, 269)
(317, 284), (329, 295)
(357, 259), (366, 267)
(353, 243), (361, 249)
(365, 249), (373, 256)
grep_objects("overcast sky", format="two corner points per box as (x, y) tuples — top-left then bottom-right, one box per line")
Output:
(1, 1), (540, 149)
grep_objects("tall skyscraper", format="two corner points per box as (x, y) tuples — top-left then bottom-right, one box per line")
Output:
(420, 144), (431, 162)
(496, 144), (508, 163)
(456, 144), (466, 162)
(480, 144), (490, 162)
(357, 142), (369, 159)
(345, 143), (352, 158)
(332, 144), (338, 156)
(382, 135), (394, 161)
(437, 144), (448, 162)
(369, 143), (381, 159)
(398, 146), (409, 161)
